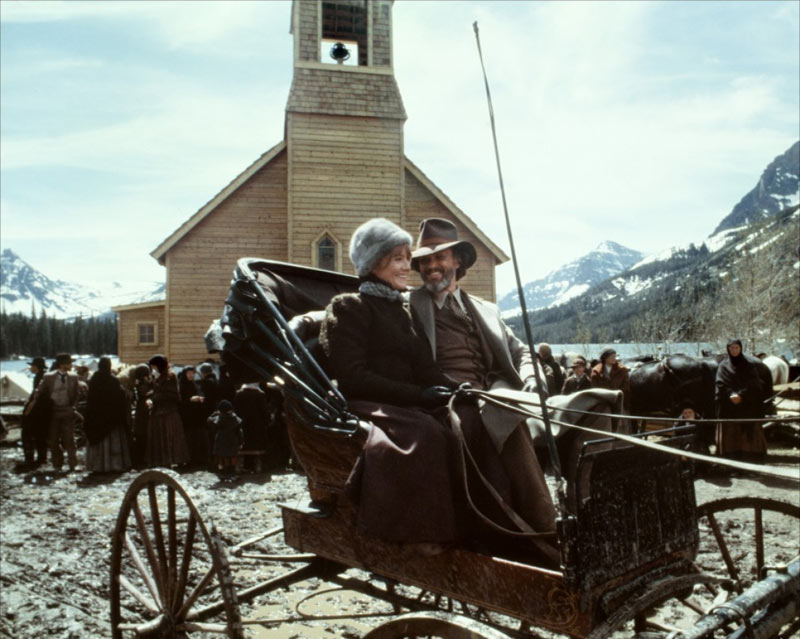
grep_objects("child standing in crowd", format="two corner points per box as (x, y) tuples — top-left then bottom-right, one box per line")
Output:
(209, 400), (243, 478)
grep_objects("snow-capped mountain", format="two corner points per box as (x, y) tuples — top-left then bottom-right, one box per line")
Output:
(505, 140), (800, 344)
(713, 141), (799, 234)
(497, 241), (644, 316)
(0, 249), (164, 319)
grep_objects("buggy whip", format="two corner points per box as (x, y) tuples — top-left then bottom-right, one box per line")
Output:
(472, 22), (564, 490)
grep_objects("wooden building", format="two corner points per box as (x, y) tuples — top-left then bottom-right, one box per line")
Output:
(114, 0), (508, 365)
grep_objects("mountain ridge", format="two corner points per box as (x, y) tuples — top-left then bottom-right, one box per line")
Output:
(0, 249), (164, 319)
(498, 240), (644, 316)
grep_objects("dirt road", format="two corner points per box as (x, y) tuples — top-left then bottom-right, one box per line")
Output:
(0, 440), (797, 638)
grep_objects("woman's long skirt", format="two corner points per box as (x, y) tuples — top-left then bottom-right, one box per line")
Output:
(345, 401), (460, 544)
(145, 411), (190, 468)
(86, 426), (132, 472)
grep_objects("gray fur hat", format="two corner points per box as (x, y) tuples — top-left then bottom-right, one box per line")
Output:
(349, 218), (412, 277)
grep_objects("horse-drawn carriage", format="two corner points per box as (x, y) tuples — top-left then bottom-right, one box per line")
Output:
(109, 258), (800, 638)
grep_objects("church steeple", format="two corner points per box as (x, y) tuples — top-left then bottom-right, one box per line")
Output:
(285, 0), (406, 266)
(287, 0), (405, 120)
(291, 0), (393, 68)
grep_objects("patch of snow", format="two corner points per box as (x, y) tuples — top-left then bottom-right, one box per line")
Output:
(749, 234), (781, 254)
(552, 284), (590, 307)
(500, 308), (523, 320)
(705, 227), (740, 252)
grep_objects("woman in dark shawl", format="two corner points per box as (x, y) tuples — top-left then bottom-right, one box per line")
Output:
(715, 339), (768, 459)
(178, 366), (208, 468)
(85, 357), (132, 472)
(320, 218), (459, 548)
(145, 355), (190, 468)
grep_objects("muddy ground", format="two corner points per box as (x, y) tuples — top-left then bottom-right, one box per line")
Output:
(0, 435), (798, 639)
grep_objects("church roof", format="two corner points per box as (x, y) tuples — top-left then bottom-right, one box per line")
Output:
(150, 141), (287, 264)
(150, 141), (508, 266)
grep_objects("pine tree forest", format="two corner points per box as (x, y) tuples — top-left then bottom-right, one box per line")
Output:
(0, 310), (116, 359)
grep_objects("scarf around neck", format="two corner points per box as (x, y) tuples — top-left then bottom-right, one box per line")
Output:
(359, 279), (408, 302)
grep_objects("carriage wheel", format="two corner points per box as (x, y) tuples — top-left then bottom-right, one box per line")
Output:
(110, 470), (243, 638)
(363, 610), (513, 639)
(585, 573), (723, 638)
(697, 497), (800, 594)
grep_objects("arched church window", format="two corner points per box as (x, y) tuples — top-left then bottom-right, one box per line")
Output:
(316, 234), (337, 271)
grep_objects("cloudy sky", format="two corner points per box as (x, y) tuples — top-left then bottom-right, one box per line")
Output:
(1, 0), (798, 295)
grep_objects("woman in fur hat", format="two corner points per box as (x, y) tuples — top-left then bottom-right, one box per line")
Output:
(145, 355), (190, 468)
(320, 218), (459, 550)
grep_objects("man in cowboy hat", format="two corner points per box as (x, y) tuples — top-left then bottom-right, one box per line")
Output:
(408, 218), (558, 550)
(409, 217), (543, 407)
(27, 353), (86, 471)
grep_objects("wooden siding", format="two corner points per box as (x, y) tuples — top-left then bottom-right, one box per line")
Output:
(404, 168), (497, 302)
(165, 152), (289, 364)
(287, 112), (405, 269)
(116, 304), (165, 366)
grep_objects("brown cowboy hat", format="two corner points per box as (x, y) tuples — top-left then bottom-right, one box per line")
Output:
(410, 218), (477, 273)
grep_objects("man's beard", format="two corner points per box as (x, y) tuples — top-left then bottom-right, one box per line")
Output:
(422, 267), (455, 293)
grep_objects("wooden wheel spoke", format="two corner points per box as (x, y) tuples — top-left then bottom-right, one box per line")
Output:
(132, 497), (166, 601)
(705, 512), (742, 591)
(116, 615), (165, 632)
(754, 507), (764, 578)
(118, 574), (160, 614)
(177, 621), (229, 633)
(148, 483), (169, 601)
(172, 513), (198, 612)
(168, 485), (178, 611)
(188, 597), (236, 623)
(177, 565), (216, 621)
(123, 532), (162, 609)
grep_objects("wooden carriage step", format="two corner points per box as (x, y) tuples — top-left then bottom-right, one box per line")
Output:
(279, 500), (333, 518)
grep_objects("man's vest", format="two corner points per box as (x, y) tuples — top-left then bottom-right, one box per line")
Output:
(434, 295), (490, 389)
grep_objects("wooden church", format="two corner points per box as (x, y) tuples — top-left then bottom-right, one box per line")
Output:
(114, 0), (509, 365)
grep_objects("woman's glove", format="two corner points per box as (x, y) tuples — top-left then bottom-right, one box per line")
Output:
(420, 386), (453, 408)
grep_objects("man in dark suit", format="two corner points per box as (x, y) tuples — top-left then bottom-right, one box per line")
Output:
(408, 218), (557, 554)
(27, 353), (86, 471)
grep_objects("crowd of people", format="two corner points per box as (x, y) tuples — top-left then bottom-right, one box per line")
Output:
(20, 353), (285, 478)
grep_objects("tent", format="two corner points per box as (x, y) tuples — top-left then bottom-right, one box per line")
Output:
(0, 372), (33, 401)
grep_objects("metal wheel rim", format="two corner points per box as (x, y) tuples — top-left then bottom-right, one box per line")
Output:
(363, 610), (514, 639)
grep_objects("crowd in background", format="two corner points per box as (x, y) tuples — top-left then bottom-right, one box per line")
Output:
(20, 353), (289, 478)
(16, 335), (772, 477)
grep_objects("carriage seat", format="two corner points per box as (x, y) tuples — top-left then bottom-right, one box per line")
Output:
(287, 310), (327, 366)
(284, 309), (368, 500)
